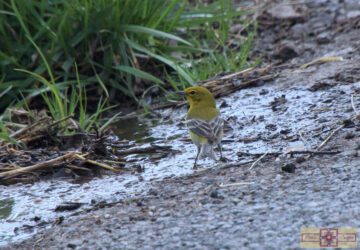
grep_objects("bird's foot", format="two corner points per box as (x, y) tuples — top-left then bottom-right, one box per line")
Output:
(219, 156), (229, 162)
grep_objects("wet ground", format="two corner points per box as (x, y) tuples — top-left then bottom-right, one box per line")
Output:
(3, 0), (360, 248)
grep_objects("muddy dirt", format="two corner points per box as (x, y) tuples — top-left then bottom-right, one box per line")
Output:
(3, 0), (360, 249)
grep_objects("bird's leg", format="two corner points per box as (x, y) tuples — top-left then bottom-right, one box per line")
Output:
(218, 144), (223, 159)
(193, 147), (200, 169)
(218, 144), (227, 162)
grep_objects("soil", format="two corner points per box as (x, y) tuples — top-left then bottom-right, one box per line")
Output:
(4, 0), (360, 249)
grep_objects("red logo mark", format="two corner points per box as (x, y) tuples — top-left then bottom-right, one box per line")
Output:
(320, 228), (338, 247)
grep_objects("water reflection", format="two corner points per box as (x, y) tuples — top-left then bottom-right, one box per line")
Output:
(0, 198), (14, 219)
(111, 118), (150, 142)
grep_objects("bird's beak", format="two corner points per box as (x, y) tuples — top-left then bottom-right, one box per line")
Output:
(176, 91), (186, 96)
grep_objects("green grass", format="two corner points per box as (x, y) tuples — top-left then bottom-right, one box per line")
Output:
(0, 0), (257, 126)
(0, 122), (19, 146)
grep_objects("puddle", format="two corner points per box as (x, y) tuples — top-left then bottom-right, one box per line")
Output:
(0, 198), (13, 219)
(0, 114), (193, 246)
(111, 117), (155, 143)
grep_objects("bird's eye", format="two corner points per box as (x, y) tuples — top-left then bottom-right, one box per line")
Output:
(190, 91), (195, 95)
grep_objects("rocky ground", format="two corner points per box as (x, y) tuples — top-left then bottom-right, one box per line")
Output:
(6, 0), (360, 249)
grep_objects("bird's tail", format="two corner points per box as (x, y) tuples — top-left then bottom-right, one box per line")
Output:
(199, 143), (216, 160)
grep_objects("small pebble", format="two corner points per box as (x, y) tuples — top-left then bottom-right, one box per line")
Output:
(344, 132), (355, 140)
(210, 188), (218, 198)
(295, 157), (306, 164)
(282, 163), (296, 173)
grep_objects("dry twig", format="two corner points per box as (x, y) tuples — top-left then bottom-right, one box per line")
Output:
(10, 117), (51, 139)
(316, 124), (345, 151)
(300, 56), (343, 69)
(238, 150), (340, 157)
(24, 114), (74, 138)
(219, 182), (255, 188)
(0, 151), (77, 180)
(116, 144), (174, 155)
(249, 152), (268, 170)
(74, 154), (117, 171)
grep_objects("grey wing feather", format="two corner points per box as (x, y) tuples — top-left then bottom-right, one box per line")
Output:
(186, 116), (224, 144)
(186, 119), (212, 138)
(209, 116), (224, 139)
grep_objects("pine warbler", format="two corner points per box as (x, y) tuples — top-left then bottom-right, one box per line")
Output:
(178, 86), (224, 169)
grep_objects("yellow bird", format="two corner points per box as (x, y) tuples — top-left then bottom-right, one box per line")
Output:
(178, 86), (224, 169)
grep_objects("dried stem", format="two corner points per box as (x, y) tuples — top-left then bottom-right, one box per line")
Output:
(0, 151), (77, 180)
(249, 152), (268, 170)
(316, 125), (345, 151)
(74, 154), (117, 171)
(219, 182), (255, 188)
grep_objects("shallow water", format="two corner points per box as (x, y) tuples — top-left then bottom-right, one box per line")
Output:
(0, 115), (193, 246)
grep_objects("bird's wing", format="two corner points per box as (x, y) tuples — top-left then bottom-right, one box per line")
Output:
(186, 116), (223, 143)
(209, 116), (224, 139)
